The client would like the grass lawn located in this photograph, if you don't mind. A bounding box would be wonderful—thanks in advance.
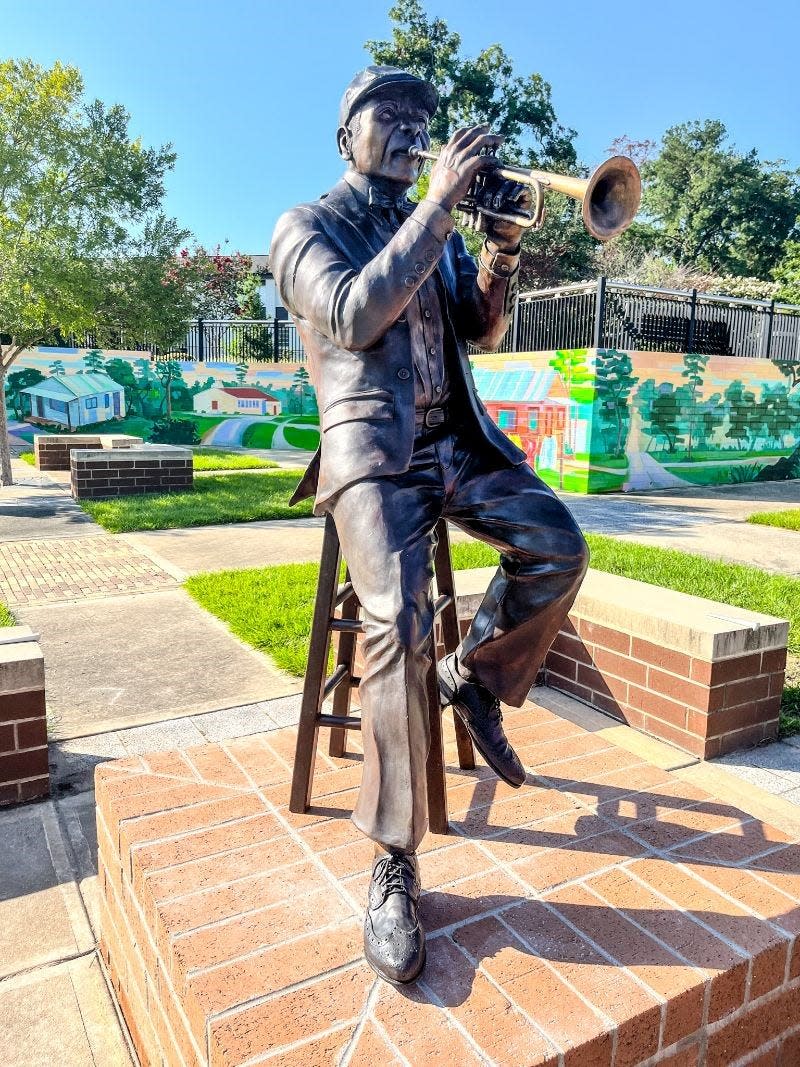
[79,415,154,438]
[185,533,800,735]
[18,447,277,473]
[192,449,277,472]
[283,425,320,450]
[80,470,311,532]
[748,509,800,532]
[242,422,279,449]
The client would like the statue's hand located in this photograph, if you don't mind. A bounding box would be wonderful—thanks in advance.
[424,125,504,215]
[477,176,532,253]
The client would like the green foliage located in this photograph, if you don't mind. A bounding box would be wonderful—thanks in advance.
[0,601,15,627]
[152,359,185,417]
[773,241,800,304]
[191,449,277,472]
[148,417,200,445]
[681,351,709,460]
[80,470,313,532]
[749,509,800,531]
[0,59,192,483]
[593,350,638,458]
[636,380,688,454]
[82,350,106,373]
[366,0,597,287]
[640,120,800,277]
[4,367,44,418]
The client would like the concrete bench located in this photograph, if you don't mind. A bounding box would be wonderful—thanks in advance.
[35,433,143,471]
[453,567,788,759]
[0,626,48,806]
[70,445,193,500]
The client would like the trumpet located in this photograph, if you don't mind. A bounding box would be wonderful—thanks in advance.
[407,147,641,241]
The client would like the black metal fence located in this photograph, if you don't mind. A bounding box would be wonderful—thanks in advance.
[515,279,800,362]
[52,282,800,364]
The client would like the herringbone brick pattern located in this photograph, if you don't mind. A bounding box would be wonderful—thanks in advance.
[0,536,176,606]
[97,701,800,1066]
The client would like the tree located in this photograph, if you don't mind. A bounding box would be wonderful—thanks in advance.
[593,350,638,457]
[548,349,593,453]
[83,349,106,373]
[152,360,184,417]
[171,247,258,320]
[773,241,800,305]
[290,366,312,415]
[639,120,800,277]
[724,380,758,450]
[637,382,687,454]
[0,60,191,483]
[366,1,597,288]
[104,357,143,414]
[235,364,248,385]
[49,359,65,377]
[680,351,710,461]
[5,367,44,419]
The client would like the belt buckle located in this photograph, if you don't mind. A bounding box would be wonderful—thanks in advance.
[424,406,446,429]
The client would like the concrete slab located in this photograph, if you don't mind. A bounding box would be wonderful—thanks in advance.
[0,801,93,979]
[0,485,97,543]
[18,588,301,740]
[0,954,132,1067]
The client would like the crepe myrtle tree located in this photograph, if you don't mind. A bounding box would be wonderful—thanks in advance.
[0,59,194,484]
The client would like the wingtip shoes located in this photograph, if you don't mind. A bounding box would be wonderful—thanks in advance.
[364,850,426,984]
[438,653,526,788]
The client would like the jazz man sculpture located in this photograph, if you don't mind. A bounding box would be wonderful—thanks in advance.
[271,66,589,984]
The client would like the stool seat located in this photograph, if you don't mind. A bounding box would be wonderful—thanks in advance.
[289,514,475,834]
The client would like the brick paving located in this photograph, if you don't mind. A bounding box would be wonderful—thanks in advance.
[97,702,800,1066]
[0,535,176,607]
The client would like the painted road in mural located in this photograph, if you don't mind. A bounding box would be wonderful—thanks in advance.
[204,416,274,447]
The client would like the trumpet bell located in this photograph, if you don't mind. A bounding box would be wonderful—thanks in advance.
[581,155,642,241]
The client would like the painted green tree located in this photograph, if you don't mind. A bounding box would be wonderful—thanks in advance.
[5,368,45,419]
[637,382,688,454]
[549,349,593,454]
[724,381,758,450]
[680,351,710,461]
[235,364,248,386]
[755,361,800,479]
[104,358,142,415]
[593,350,638,458]
[695,393,725,451]
[49,359,65,376]
[83,350,106,374]
[291,366,313,415]
[152,360,184,418]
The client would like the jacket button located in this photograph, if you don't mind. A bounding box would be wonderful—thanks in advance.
[414,263,426,275]
[423,308,432,319]
[397,368,411,380]
[424,249,436,263]
[404,275,416,288]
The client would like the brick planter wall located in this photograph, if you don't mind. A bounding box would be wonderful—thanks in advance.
[0,626,49,806]
[350,566,789,760]
[70,446,193,499]
[35,433,143,471]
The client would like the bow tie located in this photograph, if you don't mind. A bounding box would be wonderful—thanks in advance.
[368,188,413,216]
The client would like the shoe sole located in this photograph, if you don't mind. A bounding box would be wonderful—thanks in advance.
[365,942,427,986]
[439,673,525,789]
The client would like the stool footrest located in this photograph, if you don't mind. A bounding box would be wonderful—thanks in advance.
[323,663,350,699]
[330,618,364,634]
[335,581,354,607]
[433,593,453,616]
[318,713,362,730]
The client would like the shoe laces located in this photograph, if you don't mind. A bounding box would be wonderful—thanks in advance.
[374,853,415,897]
[488,696,503,724]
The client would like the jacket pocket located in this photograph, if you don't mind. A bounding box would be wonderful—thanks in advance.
[322,389,394,430]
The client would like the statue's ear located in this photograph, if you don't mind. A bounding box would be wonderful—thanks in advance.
[337,125,352,161]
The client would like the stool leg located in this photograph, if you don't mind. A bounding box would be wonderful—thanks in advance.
[329,566,359,759]
[433,519,476,771]
[425,637,449,836]
[290,515,342,813]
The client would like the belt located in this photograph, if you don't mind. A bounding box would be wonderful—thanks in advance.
[414,405,448,430]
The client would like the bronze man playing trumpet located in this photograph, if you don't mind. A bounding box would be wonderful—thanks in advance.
[271,65,637,985]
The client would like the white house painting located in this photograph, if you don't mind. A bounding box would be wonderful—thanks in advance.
[193,386,281,416]
[22,372,125,429]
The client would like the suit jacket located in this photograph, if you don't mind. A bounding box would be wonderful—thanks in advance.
[270,176,526,512]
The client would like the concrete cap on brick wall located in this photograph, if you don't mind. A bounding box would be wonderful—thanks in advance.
[0,626,44,694]
[454,567,788,660]
[70,445,192,464]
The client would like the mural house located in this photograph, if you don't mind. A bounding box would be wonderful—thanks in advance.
[192,385,281,416]
[21,372,125,429]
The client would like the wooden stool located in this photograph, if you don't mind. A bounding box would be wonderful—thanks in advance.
[289,514,475,834]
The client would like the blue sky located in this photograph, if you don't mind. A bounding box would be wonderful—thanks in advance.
[4,0,799,252]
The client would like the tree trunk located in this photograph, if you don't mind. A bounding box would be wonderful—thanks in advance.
[0,362,14,486]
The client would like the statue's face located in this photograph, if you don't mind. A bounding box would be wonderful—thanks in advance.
[341,90,430,188]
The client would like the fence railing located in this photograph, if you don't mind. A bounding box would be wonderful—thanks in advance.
[516,279,800,362]
[48,282,800,364]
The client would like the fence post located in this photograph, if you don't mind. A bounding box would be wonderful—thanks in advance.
[511,298,520,353]
[764,301,776,361]
[273,318,280,361]
[592,277,607,348]
[197,318,205,363]
[687,289,698,352]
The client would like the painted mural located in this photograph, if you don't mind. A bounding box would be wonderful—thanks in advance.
[6,345,799,495]
[4,347,321,455]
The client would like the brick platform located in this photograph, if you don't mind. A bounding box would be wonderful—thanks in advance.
[34,433,143,471]
[70,445,193,500]
[0,626,49,805]
[97,702,800,1066]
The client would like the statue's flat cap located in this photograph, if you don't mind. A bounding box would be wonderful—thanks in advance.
[339,66,438,128]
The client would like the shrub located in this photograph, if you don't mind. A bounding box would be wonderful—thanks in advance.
[148,417,200,445]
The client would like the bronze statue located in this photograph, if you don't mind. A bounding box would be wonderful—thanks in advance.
[271,65,589,985]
